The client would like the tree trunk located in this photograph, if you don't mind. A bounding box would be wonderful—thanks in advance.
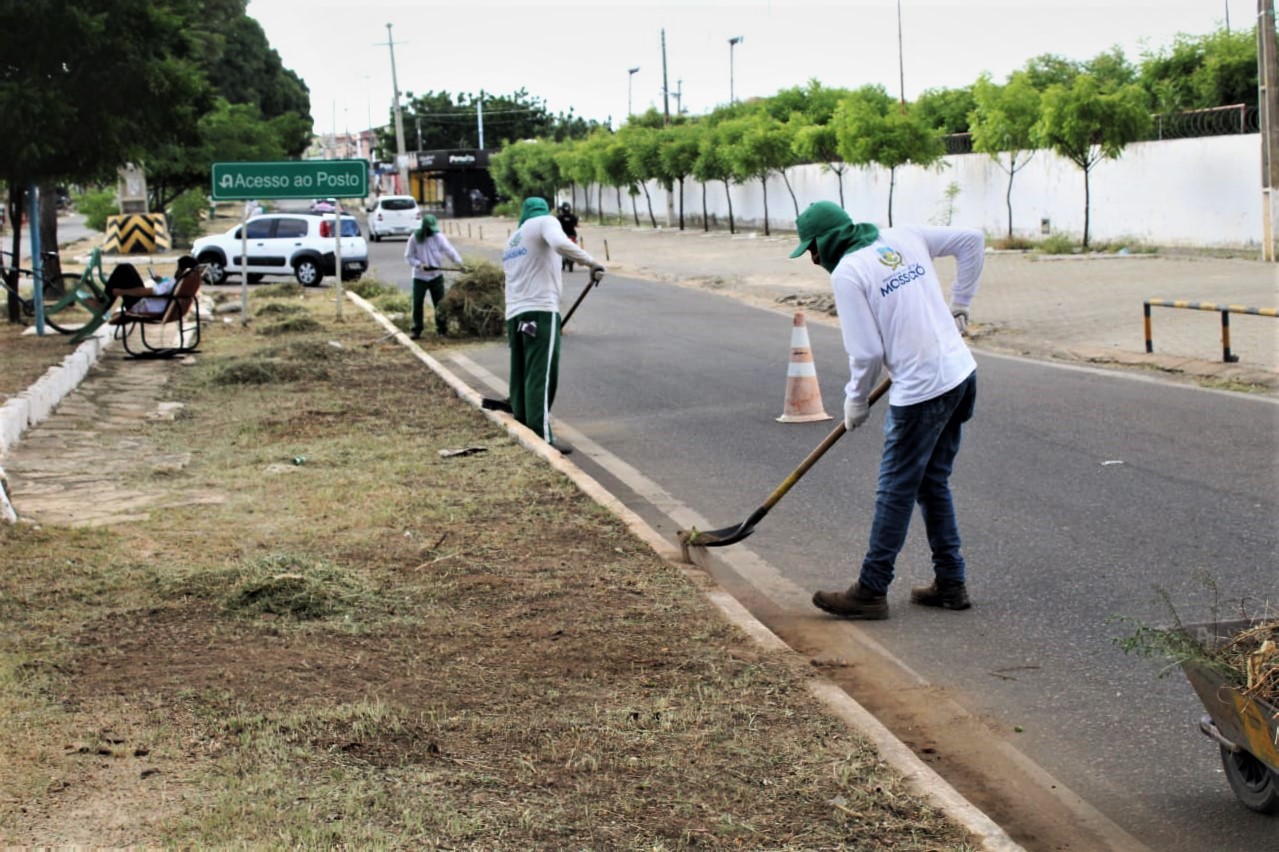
[887,167,896,227]
[598,184,605,224]
[1005,158,1015,240]
[678,177,685,231]
[724,181,735,234]
[39,182,60,277]
[835,165,845,208]
[761,177,770,236]
[701,182,708,232]
[615,186,623,225]
[1082,166,1091,249]
[780,169,800,218]
[641,182,656,228]
[6,191,25,323]
[630,192,640,228]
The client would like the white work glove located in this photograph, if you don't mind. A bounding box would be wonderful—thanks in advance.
[588,264,605,285]
[844,397,870,432]
[950,303,970,336]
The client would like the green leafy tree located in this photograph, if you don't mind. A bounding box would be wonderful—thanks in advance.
[694,122,744,233]
[555,141,595,215]
[488,139,561,203]
[1021,54,1084,90]
[384,89,602,158]
[724,114,799,235]
[1033,74,1151,248]
[1139,28,1258,113]
[791,116,849,207]
[659,122,704,230]
[833,85,944,226]
[598,138,636,226]
[0,0,209,321]
[914,86,977,133]
[969,72,1042,239]
[620,125,662,228]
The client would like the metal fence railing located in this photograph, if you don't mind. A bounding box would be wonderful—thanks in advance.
[1143,299,1278,364]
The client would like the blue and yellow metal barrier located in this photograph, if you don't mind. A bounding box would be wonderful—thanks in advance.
[1143,299,1277,363]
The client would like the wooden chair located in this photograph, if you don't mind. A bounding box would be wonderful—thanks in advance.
[107,265,205,358]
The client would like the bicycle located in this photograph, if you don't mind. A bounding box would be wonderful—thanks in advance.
[0,248,109,334]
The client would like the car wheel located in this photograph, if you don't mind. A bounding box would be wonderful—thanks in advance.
[294,258,323,287]
[198,252,228,285]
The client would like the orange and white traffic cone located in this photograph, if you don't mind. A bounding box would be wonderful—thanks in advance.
[777,311,832,423]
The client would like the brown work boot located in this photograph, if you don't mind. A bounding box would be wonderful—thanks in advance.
[909,579,972,610]
[812,582,889,620]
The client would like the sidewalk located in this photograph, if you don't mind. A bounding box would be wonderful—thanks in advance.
[443,215,1279,392]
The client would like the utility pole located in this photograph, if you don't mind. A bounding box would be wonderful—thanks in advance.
[477,91,485,149]
[661,28,671,125]
[897,0,906,108]
[661,28,674,228]
[673,79,684,115]
[728,36,743,104]
[1260,0,1279,261]
[381,23,409,193]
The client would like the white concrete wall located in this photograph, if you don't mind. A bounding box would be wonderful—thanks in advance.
[581,134,1264,250]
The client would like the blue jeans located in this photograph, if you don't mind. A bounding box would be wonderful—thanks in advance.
[858,371,977,594]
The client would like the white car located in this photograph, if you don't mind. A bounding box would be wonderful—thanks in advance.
[192,213,369,287]
[367,195,422,241]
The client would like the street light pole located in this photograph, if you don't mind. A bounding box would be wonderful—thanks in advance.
[627,66,640,117]
[728,36,743,104]
[383,23,409,193]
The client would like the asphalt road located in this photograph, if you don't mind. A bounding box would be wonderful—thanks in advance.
[370,226,1279,851]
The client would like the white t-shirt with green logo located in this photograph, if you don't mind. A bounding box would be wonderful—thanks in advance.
[502,215,596,319]
[830,225,983,407]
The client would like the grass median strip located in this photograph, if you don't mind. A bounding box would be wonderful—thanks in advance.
[0,288,973,849]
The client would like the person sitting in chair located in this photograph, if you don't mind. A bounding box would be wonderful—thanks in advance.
[105,255,198,312]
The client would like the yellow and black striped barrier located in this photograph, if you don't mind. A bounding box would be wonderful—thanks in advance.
[1143,299,1278,363]
[103,213,171,254]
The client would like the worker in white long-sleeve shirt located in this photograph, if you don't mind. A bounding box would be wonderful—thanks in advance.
[403,214,463,339]
[794,201,985,620]
[501,197,603,454]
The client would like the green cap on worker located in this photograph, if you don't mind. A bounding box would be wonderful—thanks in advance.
[789,201,852,258]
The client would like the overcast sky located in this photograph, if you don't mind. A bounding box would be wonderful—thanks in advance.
[246,0,1245,142]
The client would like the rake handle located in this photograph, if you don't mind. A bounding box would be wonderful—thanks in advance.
[758,377,892,513]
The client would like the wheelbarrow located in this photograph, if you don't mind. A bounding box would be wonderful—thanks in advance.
[1177,618,1279,814]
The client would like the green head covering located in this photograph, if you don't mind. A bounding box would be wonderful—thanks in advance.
[415,213,439,240]
[789,201,879,274]
[518,197,550,226]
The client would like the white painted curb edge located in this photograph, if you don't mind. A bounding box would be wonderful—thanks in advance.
[346,292,1024,851]
[1,327,114,523]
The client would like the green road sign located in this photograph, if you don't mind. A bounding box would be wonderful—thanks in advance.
[211,159,369,201]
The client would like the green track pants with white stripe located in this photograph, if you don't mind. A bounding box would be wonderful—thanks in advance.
[506,310,561,445]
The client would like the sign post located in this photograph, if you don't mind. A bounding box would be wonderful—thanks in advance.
[211,160,369,320]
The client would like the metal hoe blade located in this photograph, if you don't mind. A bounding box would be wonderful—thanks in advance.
[679,378,892,550]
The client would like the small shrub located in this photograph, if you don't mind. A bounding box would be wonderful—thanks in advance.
[436,259,506,337]
[74,187,118,232]
[345,278,398,300]
[167,189,208,246]
[491,200,519,218]
[990,235,1035,251]
[1036,233,1077,255]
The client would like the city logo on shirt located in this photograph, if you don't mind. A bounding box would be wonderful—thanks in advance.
[876,246,904,270]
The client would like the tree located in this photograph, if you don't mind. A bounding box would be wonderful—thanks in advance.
[555,142,595,215]
[791,116,849,207]
[1139,28,1258,113]
[694,122,743,233]
[833,86,945,226]
[724,115,799,235]
[620,125,662,228]
[659,122,704,230]
[914,86,977,134]
[969,72,1042,239]
[1033,74,1151,248]
[597,138,636,226]
[0,0,209,320]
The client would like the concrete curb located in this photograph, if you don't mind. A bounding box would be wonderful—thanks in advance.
[345,291,1025,851]
[0,326,113,460]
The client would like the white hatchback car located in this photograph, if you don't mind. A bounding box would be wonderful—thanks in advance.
[367,195,422,241]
